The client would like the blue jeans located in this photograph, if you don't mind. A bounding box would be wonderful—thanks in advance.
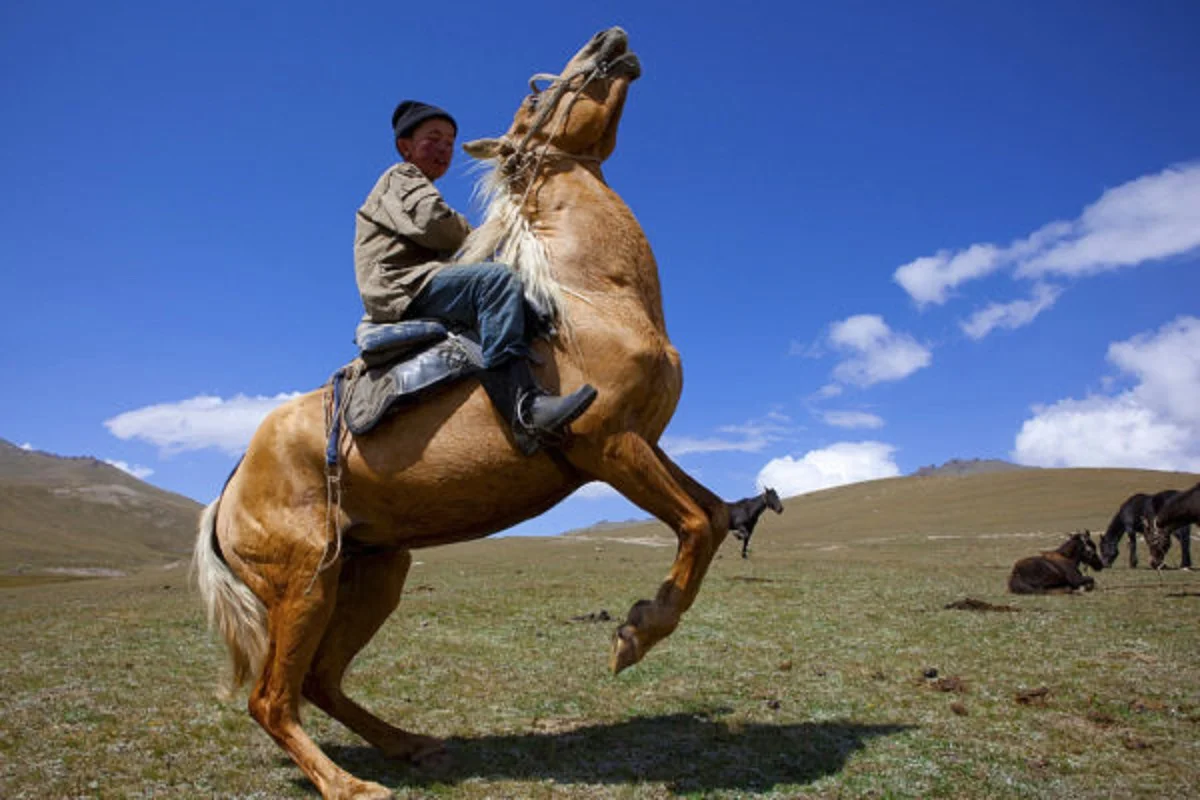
[404,263,528,368]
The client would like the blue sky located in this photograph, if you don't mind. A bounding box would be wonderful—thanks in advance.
[2,1,1198,536]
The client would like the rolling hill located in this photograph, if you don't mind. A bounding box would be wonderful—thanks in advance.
[3,434,1196,576]
[563,466,1200,554]
[0,438,203,573]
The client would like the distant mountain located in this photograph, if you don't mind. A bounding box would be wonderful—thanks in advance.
[560,517,649,537]
[912,458,1031,478]
[0,438,202,573]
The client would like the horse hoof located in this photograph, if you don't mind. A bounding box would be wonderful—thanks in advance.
[610,626,641,674]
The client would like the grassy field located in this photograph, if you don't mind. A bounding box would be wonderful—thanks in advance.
[2,469,1198,798]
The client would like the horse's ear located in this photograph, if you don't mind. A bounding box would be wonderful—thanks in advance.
[463,138,505,159]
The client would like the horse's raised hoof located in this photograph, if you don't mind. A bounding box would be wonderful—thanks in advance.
[610,625,642,674]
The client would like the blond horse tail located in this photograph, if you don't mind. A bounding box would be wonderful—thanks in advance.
[192,498,267,699]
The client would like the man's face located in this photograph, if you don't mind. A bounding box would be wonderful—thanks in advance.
[397,118,456,181]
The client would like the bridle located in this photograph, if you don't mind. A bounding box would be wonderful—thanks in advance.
[498,51,639,180]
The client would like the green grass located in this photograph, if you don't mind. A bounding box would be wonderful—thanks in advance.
[2,518,1197,799]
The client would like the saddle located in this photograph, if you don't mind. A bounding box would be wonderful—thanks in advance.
[340,318,484,436]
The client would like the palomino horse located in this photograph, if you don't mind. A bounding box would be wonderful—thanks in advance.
[1099,489,1191,569]
[1008,531,1104,594]
[193,28,732,800]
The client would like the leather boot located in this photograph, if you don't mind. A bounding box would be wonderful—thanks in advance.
[478,359,597,455]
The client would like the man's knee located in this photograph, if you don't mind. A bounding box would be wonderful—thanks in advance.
[473,264,524,300]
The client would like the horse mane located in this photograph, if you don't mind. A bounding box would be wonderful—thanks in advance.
[455,162,569,329]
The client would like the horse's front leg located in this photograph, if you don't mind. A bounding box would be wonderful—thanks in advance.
[1128,527,1139,568]
[571,432,720,674]
[1063,565,1095,592]
[1179,527,1192,570]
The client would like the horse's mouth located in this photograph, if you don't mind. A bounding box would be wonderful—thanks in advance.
[586,27,642,82]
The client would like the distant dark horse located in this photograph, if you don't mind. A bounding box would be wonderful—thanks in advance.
[1152,482,1200,570]
[728,488,784,558]
[1098,490,1191,569]
[1009,531,1104,594]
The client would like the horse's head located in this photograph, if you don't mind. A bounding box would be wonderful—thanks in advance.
[463,27,641,166]
[1146,525,1172,570]
[764,487,783,514]
[1074,530,1105,571]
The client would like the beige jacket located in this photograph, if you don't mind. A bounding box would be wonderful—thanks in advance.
[354,162,471,322]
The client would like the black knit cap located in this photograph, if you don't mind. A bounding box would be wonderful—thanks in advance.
[391,100,457,139]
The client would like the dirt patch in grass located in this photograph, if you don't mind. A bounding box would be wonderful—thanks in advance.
[1015,687,1051,706]
[931,676,969,693]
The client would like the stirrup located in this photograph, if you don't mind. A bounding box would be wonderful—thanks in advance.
[516,384,597,442]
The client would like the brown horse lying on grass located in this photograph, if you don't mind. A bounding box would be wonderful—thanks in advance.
[1008,531,1104,594]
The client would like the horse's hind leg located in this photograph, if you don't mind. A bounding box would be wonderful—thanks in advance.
[248,554,392,800]
[303,549,444,765]
[1179,527,1192,570]
[573,432,721,673]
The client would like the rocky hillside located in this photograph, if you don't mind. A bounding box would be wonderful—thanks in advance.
[912,458,1030,477]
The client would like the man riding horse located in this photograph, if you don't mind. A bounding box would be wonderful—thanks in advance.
[354,100,596,454]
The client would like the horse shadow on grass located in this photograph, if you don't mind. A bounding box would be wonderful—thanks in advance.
[303,709,914,795]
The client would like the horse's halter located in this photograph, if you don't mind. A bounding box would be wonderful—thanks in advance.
[499,51,639,178]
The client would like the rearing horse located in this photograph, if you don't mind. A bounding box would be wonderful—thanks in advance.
[193,28,731,800]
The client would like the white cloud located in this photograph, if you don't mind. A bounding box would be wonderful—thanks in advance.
[960,283,1063,340]
[1013,396,1194,470]
[894,162,1200,305]
[661,435,768,456]
[105,392,301,455]
[1013,316,1200,471]
[19,442,34,451]
[1019,164,1200,278]
[661,414,801,458]
[893,243,1003,307]
[756,441,901,497]
[822,410,884,429]
[1108,316,1200,431]
[828,315,931,387]
[105,459,155,480]
[572,481,619,499]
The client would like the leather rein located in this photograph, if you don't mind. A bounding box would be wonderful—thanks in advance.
[498,52,639,179]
